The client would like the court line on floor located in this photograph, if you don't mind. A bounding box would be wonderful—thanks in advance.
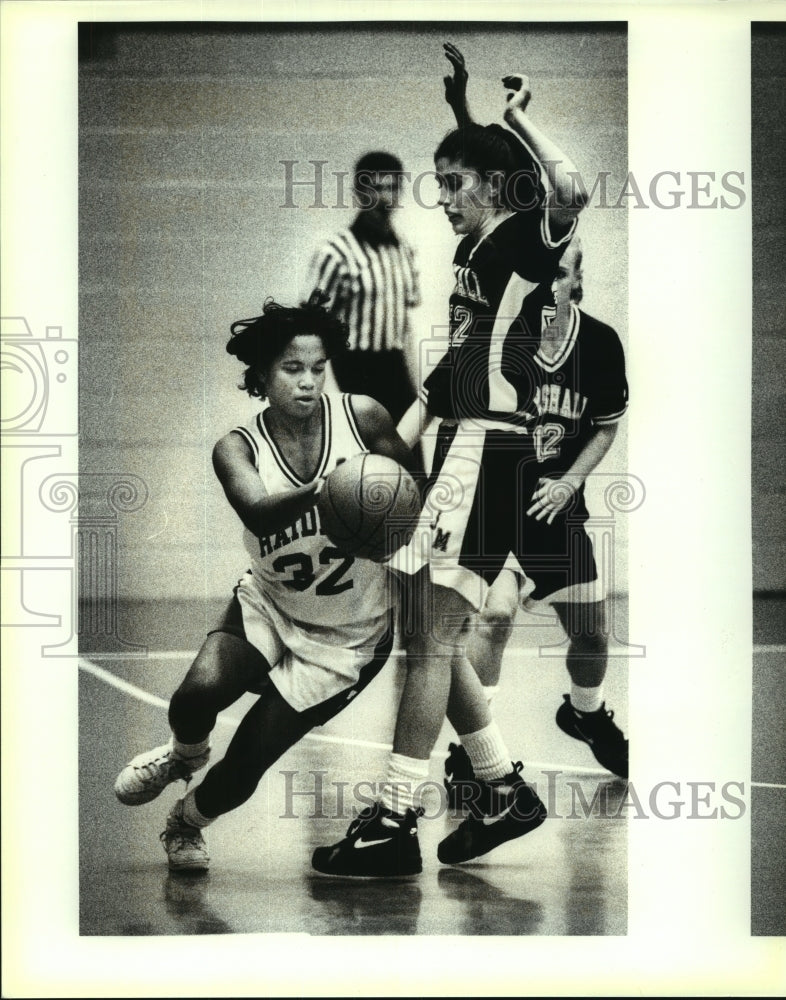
[82,643,674,662]
[78,657,607,775]
[79,657,172,710]
[79,643,786,662]
[82,657,786,791]
[79,657,413,752]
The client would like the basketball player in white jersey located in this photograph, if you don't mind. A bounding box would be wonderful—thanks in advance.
[114,291,413,871]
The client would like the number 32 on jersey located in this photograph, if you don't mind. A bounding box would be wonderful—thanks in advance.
[271,546,354,596]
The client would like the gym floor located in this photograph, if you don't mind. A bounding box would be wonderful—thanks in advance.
[79,597,631,937]
[77,594,786,938]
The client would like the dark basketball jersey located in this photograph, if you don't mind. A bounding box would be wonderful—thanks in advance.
[504,284,628,496]
[405,285,627,600]
[423,208,576,421]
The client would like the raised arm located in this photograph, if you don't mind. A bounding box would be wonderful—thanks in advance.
[212,431,323,538]
[443,42,473,127]
[502,74,587,230]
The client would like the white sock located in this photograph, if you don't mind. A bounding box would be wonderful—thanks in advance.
[380,753,430,815]
[172,736,210,760]
[460,721,511,781]
[482,684,499,706]
[571,684,604,714]
[178,790,213,829]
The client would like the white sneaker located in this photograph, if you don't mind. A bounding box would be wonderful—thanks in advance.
[160,799,210,872]
[114,741,210,805]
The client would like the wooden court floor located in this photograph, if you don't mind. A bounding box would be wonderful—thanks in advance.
[78,595,785,938]
[79,600,630,937]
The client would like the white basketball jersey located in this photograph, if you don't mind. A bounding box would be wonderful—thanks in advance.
[232,393,396,628]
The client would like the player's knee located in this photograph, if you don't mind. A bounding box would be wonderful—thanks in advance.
[169,675,220,724]
[568,629,608,659]
[477,605,515,640]
[476,592,517,645]
[403,635,457,670]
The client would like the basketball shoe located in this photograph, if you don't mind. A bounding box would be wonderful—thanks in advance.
[556,694,629,779]
[444,741,477,811]
[311,805,423,878]
[437,762,547,865]
[114,741,210,805]
[160,798,210,872]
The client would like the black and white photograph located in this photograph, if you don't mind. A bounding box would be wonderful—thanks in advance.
[1,1,783,996]
[750,17,785,941]
[75,17,629,938]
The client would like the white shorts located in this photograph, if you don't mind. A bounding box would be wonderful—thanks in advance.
[389,419,604,611]
[235,572,393,714]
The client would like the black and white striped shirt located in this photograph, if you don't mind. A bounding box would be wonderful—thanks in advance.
[308,228,420,352]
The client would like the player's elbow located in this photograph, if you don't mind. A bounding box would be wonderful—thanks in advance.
[550,177,588,220]
[550,198,585,231]
[211,437,231,483]
[570,188,589,212]
[601,421,620,442]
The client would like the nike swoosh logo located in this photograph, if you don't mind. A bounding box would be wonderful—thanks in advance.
[354,837,394,849]
[574,725,594,745]
[481,802,514,826]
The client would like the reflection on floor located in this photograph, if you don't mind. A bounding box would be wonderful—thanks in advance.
[79,600,630,937]
[80,724,628,937]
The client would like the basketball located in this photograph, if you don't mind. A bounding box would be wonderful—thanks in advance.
[317,453,421,562]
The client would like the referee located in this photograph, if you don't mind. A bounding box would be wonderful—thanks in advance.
[308,151,421,428]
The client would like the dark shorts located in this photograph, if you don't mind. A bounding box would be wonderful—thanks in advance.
[392,421,599,609]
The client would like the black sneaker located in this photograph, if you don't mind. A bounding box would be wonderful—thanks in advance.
[556,693,629,779]
[444,742,477,811]
[311,804,423,878]
[437,763,547,865]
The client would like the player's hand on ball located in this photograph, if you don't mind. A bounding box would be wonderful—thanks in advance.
[527,475,578,525]
[443,42,468,109]
[502,74,532,116]
[317,454,421,562]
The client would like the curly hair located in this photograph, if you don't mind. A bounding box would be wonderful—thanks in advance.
[434,123,542,212]
[226,290,349,398]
